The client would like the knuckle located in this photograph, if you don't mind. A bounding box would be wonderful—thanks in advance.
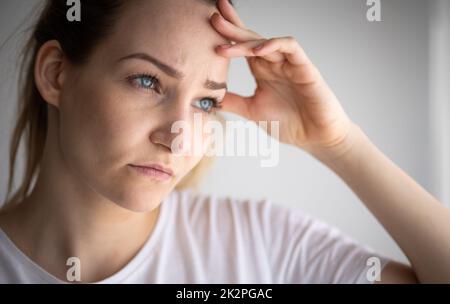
[266,37,277,45]
[286,36,298,46]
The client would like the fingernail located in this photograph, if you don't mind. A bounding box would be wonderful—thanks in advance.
[212,12,222,20]
[253,43,264,51]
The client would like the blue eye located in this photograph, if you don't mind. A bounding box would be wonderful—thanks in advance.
[138,76,154,89]
[195,97,222,114]
[127,74,159,92]
[126,73,222,113]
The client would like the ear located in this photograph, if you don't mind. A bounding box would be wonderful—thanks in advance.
[34,40,67,109]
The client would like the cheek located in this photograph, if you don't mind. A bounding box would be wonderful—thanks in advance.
[57,80,171,209]
[58,79,149,178]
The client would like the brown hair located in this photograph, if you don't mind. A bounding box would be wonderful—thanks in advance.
[4,0,233,208]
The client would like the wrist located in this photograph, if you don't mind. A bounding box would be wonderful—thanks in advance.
[304,122,367,166]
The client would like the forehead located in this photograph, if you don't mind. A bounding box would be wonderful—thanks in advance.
[104,0,231,80]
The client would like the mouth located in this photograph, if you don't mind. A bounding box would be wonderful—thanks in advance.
[128,164,174,181]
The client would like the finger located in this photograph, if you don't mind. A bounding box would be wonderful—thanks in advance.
[253,36,312,66]
[217,39,285,63]
[217,0,246,28]
[210,12,261,43]
[254,37,321,84]
[219,92,252,119]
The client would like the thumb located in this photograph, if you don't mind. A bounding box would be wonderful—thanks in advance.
[219,92,252,119]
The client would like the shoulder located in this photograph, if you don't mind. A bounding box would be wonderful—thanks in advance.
[167,189,393,283]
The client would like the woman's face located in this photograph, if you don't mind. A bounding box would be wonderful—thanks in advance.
[57,0,230,212]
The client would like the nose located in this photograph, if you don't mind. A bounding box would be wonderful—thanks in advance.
[149,102,193,154]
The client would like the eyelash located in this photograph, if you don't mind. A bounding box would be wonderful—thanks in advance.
[125,73,223,114]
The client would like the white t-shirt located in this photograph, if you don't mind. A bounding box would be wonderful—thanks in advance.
[0,189,391,283]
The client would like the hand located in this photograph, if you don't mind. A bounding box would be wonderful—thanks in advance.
[211,0,355,154]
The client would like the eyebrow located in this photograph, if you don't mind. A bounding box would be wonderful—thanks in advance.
[118,52,228,91]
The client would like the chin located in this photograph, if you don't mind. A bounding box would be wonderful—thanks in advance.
[109,188,163,213]
[117,198,160,213]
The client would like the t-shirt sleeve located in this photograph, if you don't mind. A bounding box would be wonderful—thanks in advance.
[257,199,392,284]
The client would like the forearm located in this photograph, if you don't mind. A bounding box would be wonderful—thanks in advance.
[306,123,450,283]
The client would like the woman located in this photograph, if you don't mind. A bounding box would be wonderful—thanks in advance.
[0,0,448,283]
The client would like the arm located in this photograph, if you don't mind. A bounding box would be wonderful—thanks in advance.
[211,0,449,283]
[376,261,419,284]
[307,122,450,283]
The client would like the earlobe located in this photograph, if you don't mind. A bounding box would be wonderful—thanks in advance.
[34,40,66,109]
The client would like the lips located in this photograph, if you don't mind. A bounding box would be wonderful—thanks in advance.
[129,164,174,178]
